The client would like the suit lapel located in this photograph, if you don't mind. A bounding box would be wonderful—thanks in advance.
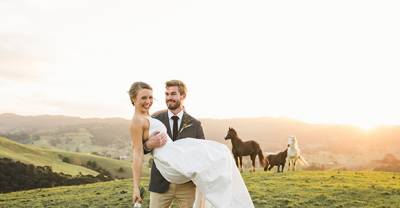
[161,112,172,138]
[160,111,193,139]
[178,113,185,134]
[178,112,192,135]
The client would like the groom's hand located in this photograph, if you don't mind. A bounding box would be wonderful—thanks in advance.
[145,131,167,150]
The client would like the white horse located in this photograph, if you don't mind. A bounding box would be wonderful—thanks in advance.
[286,135,308,171]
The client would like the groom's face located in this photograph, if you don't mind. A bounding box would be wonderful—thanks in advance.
[165,86,185,110]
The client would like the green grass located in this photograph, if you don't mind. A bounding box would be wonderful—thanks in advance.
[0,136,135,178]
[37,130,93,152]
[245,170,400,208]
[1,171,399,208]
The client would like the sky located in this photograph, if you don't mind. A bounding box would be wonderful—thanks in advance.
[1,0,399,129]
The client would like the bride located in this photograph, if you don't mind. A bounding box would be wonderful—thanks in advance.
[129,81,254,208]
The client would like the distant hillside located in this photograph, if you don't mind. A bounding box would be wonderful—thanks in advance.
[202,117,400,168]
[202,117,398,151]
[0,113,131,159]
[0,136,134,178]
[1,113,400,169]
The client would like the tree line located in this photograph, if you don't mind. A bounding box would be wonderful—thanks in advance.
[0,158,113,193]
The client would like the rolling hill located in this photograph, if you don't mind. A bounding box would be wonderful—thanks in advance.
[0,136,134,178]
[0,113,131,160]
[1,113,400,169]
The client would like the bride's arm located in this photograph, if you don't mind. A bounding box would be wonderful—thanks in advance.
[194,188,206,208]
[130,118,144,204]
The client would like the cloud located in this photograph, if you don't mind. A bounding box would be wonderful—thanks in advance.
[0,51,43,82]
[0,34,46,82]
[0,90,128,119]
[0,1,48,83]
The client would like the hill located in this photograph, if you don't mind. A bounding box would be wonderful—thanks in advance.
[1,113,400,169]
[0,113,131,159]
[0,171,399,207]
[0,136,133,178]
[202,117,400,168]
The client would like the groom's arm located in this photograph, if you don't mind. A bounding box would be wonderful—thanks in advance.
[195,120,205,140]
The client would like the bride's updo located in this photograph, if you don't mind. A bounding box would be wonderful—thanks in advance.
[128,82,152,106]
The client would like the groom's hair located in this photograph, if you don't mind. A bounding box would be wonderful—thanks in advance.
[166,80,187,96]
[128,81,152,105]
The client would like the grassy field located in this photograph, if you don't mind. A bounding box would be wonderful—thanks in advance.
[1,170,399,208]
[0,136,135,178]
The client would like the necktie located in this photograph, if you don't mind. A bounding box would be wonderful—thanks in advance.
[172,116,179,141]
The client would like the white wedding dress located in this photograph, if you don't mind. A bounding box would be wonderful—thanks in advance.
[148,117,254,208]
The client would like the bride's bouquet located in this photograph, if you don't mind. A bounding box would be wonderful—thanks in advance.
[132,186,145,208]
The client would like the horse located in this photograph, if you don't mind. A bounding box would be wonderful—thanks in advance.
[286,135,308,171]
[264,149,287,173]
[224,127,265,172]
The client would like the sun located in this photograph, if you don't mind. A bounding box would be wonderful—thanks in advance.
[356,121,379,131]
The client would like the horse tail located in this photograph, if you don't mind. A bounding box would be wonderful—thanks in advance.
[298,155,309,166]
[258,149,266,167]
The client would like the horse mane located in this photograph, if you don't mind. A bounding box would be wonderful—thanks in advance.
[267,149,287,158]
[228,127,237,135]
[288,135,299,148]
[228,127,242,142]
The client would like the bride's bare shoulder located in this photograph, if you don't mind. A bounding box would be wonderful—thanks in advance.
[130,115,149,129]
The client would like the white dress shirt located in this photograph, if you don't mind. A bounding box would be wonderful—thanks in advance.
[167,110,184,134]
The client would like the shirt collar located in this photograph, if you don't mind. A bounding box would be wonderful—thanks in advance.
[168,109,184,120]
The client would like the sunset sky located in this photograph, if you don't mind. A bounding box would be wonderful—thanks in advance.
[1,0,399,129]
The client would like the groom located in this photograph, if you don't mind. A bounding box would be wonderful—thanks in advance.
[143,80,205,208]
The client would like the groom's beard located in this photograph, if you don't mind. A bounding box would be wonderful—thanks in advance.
[167,99,181,110]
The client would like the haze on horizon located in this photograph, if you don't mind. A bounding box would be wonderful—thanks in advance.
[1,0,399,129]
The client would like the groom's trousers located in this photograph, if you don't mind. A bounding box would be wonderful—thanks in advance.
[149,182,196,208]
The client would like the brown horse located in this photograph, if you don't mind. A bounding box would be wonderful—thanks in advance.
[224,127,265,172]
[264,149,287,173]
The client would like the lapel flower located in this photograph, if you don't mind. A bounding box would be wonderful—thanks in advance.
[179,116,193,133]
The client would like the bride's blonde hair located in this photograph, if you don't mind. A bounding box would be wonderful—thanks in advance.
[128,82,152,106]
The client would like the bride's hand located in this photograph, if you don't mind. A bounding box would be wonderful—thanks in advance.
[132,187,143,204]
